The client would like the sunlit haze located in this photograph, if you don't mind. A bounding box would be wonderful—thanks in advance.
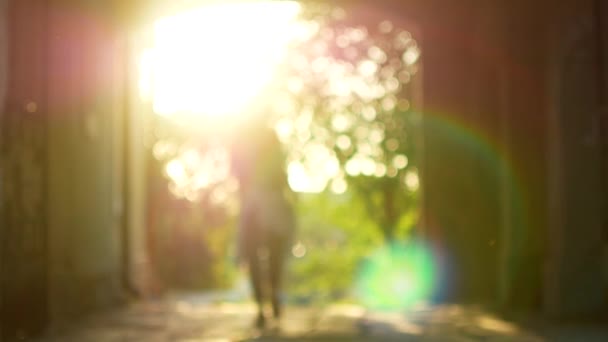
[143,1,421,195]
[147,1,301,117]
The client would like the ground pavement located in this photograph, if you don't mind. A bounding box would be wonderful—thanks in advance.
[37,292,608,342]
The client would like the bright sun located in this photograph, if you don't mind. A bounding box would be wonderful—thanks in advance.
[144,1,301,118]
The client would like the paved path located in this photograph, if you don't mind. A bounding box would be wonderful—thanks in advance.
[37,294,608,341]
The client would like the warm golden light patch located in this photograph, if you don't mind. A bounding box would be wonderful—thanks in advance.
[144,1,301,118]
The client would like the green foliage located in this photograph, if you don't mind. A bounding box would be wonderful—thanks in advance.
[268,3,422,239]
[286,189,419,303]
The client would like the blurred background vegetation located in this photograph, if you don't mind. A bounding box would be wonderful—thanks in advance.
[141,1,422,303]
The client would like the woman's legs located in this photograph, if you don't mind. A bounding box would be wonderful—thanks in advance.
[245,234,287,328]
[268,233,288,319]
[243,219,266,328]
[247,248,263,303]
[242,193,293,326]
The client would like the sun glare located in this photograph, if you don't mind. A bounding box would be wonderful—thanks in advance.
[147,1,301,117]
[145,2,421,196]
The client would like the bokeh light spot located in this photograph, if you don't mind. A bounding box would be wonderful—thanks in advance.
[405,169,420,191]
[292,242,307,258]
[25,101,38,113]
[378,20,393,34]
[392,154,408,169]
[330,176,348,194]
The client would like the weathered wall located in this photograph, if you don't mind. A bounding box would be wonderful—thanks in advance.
[0,0,7,339]
[544,0,608,317]
[0,0,5,110]
[499,0,551,311]
[416,0,513,304]
[0,0,153,335]
[46,0,128,323]
[0,0,149,336]
[1,1,50,339]
[419,0,608,316]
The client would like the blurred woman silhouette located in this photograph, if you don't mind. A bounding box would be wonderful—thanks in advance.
[230,120,295,328]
